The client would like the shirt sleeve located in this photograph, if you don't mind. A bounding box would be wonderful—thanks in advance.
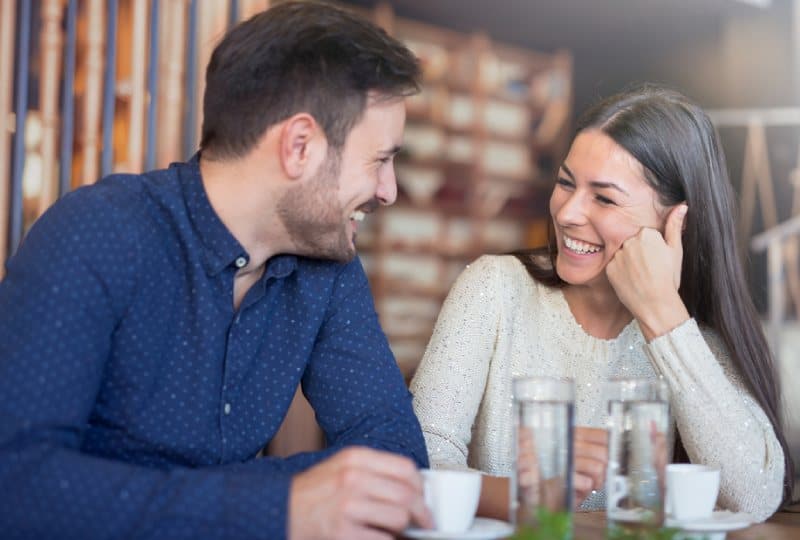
[0,190,292,540]
[299,256,429,469]
[643,319,785,522]
[409,255,503,470]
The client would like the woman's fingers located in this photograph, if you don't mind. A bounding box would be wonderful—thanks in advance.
[574,426,609,499]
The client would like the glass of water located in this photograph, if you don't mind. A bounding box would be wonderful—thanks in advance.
[605,378,670,534]
[512,376,575,537]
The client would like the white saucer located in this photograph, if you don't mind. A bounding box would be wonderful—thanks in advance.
[403,517,515,539]
[664,510,753,532]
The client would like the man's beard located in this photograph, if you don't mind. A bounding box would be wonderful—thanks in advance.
[276,150,355,262]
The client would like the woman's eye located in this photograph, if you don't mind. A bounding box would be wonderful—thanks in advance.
[595,194,616,205]
[556,177,574,189]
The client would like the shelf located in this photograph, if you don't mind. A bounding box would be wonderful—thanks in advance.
[351,2,573,375]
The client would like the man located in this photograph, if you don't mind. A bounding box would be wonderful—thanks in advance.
[0,2,433,539]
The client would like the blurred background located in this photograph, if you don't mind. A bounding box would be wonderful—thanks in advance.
[2,0,799,492]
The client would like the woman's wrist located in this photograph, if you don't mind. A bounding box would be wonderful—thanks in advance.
[635,293,690,342]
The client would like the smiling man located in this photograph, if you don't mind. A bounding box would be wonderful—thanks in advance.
[0,3,432,540]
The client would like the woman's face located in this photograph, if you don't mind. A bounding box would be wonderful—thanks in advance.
[549,129,669,291]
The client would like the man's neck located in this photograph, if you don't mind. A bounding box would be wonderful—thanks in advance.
[198,153,289,271]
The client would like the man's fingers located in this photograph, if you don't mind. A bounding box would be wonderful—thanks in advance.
[343,498,415,534]
[664,203,688,250]
[409,493,434,529]
[336,447,423,490]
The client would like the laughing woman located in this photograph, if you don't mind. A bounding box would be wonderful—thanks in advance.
[410,85,793,522]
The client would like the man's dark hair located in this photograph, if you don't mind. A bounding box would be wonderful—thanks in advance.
[200,1,421,160]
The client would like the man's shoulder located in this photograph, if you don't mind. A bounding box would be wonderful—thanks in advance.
[62,168,170,211]
[25,167,184,259]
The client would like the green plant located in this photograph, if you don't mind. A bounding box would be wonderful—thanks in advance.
[511,508,573,540]
[509,509,685,540]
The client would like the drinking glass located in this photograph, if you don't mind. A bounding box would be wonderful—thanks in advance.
[605,378,670,534]
[512,376,575,538]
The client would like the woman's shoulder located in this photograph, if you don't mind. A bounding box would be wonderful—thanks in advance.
[455,254,556,303]
[460,254,537,283]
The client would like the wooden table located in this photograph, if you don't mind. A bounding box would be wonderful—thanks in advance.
[572,510,800,539]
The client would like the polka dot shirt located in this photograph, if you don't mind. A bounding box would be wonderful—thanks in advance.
[0,157,428,539]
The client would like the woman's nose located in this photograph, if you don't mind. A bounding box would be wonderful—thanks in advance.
[555,191,588,226]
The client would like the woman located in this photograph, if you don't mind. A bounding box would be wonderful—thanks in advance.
[410,85,793,522]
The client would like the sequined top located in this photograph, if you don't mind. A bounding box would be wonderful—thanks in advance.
[410,255,784,522]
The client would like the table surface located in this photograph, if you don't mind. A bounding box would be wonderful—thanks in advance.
[572,510,800,539]
[399,507,800,539]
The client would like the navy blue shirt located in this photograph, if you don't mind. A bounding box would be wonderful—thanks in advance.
[0,158,428,539]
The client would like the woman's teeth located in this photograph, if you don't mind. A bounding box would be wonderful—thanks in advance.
[350,210,365,222]
[564,236,601,254]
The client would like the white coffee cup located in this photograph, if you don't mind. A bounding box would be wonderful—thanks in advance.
[666,464,720,521]
[421,469,482,533]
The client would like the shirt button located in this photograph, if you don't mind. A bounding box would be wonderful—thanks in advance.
[224,403,231,415]
[235,257,247,268]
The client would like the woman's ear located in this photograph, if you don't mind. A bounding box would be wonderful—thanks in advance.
[279,113,324,180]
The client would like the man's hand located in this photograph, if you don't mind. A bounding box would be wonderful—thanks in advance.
[573,427,608,508]
[605,204,690,341]
[288,447,433,540]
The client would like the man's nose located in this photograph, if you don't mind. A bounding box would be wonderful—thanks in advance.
[376,168,398,206]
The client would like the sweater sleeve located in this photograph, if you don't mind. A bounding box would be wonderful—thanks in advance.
[410,256,504,470]
[643,319,784,522]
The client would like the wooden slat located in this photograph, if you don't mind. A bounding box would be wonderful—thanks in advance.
[194,0,227,147]
[9,0,32,255]
[100,0,118,177]
[183,0,199,159]
[240,0,270,19]
[783,155,800,317]
[156,0,186,168]
[144,0,160,171]
[81,0,105,185]
[738,122,778,253]
[36,0,65,216]
[59,0,78,196]
[228,0,239,29]
[0,0,16,273]
[126,0,148,173]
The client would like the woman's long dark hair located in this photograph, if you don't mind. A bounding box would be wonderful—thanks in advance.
[514,84,795,504]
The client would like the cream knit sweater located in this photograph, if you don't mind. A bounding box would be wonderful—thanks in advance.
[410,255,784,522]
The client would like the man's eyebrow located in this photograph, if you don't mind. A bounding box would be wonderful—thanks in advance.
[560,163,629,195]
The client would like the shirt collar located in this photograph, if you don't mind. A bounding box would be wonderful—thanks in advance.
[178,154,299,279]
[178,154,249,276]
[264,254,298,280]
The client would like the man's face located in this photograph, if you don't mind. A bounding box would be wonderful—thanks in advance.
[277,97,405,262]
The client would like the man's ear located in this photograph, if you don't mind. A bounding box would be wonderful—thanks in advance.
[279,113,323,180]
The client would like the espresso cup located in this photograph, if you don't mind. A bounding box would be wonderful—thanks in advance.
[421,469,482,533]
[666,464,720,521]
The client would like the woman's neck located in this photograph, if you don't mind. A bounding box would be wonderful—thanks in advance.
[562,283,633,340]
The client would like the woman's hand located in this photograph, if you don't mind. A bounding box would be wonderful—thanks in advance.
[574,427,608,508]
[605,204,690,341]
